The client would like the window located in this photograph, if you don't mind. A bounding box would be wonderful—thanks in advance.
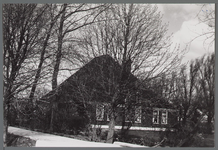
[153,109,159,124]
[152,108,168,124]
[96,104,104,121]
[106,114,110,121]
[135,106,141,123]
[161,110,168,124]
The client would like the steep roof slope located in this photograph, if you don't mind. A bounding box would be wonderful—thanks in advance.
[41,55,137,103]
[39,54,175,109]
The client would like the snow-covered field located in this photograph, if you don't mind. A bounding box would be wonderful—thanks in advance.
[8,126,148,147]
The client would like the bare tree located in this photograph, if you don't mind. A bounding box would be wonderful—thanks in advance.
[28,4,66,100]
[26,4,73,130]
[49,3,111,132]
[196,53,215,133]
[194,4,215,48]
[3,4,48,146]
[178,61,200,125]
[156,53,215,146]
[75,4,183,143]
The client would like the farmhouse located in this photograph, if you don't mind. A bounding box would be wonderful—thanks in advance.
[37,55,178,133]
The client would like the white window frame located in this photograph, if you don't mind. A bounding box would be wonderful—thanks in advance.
[106,114,110,121]
[161,110,168,124]
[153,109,159,124]
[135,106,142,123]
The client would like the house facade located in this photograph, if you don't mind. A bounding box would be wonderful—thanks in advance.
[94,101,178,129]
[37,55,178,133]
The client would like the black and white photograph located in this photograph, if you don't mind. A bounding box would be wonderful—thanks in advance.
[2,3,215,147]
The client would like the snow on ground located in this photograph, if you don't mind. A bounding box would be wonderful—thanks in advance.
[114,142,149,147]
[8,126,120,147]
[8,126,147,147]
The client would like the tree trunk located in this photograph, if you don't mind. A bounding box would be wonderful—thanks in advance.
[51,31,64,90]
[3,121,7,147]
[49,4,67,132]
[3,84,13,147]
[106,113,115,143]
[3,100,8,147]
[106,89,119,143]
[29,25,54,130]
[29,27,53,100]
[120,107,127,140]
[91,125,98,141]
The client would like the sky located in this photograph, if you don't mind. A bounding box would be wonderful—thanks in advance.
[156,4,215,63]
[56,3,216,85]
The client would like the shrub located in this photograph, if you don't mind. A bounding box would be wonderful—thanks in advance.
[100,130,108,141]
[142,134,160,147]
[53,114,89,135]
[7,133,36,147]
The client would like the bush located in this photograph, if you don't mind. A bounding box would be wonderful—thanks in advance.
[53,114,89,135]
[142,134,160,147]
[100,130,108,141]
[7,133,36,147]
[113,130,160,147]
[160,126,206,147]
[198,122,214,134]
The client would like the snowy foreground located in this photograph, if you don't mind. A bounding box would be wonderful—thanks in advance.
[8,126,148,147]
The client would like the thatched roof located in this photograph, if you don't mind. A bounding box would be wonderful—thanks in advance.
[39,54,174,109]
[40,55,137,103]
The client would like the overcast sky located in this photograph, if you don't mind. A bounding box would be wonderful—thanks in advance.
[156,4,215,63]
